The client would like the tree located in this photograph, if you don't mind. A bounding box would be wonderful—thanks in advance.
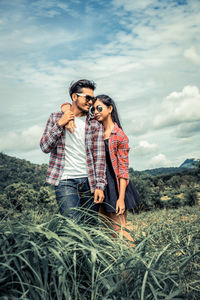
[167,175,181,189]
[183,188,198,206]
[5,182,38,211]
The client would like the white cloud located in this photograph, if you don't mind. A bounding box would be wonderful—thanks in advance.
[112,0,159,11]
[0,26,80,54]
[0,0,200,171]
[150,154,171,168]
[32,0,78,18]
[176,121,200,138]
[184,46,200,66]
[153,86,200,128]
[112,0,200,49]
[0,125,43,151]
[135,140,158,155]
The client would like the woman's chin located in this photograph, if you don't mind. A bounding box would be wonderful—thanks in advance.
[95,116,102,122]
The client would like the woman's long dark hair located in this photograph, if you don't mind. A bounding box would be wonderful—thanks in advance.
[95,94,123,129]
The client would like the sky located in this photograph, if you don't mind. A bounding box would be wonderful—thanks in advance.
[0,0,200,171]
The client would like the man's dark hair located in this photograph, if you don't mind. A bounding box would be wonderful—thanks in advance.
[69,79,96,99]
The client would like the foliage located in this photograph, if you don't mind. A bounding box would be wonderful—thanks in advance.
[130,165,200,211]
[0,152,47,193]
[4,182,38,211]
[0,153,199,299]
[183,188,198,207]
[1,152,199,217]
[0,206,199,299]
[0,153,56,218]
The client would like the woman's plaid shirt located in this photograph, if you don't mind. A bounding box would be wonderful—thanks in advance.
[108,123,130,191]
[40,112,106,193]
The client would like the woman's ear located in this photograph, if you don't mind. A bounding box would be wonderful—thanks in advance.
[109,105,113,114]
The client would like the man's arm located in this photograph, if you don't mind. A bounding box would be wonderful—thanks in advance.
[40,111,74,153]
[93,123,107,203]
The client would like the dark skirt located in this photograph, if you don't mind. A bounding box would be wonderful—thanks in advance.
[102,139,141,213]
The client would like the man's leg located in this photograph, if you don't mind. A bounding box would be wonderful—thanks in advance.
[78,178,99,225]
[55,179,80,221]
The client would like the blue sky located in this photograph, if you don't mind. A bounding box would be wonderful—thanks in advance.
[0,0,200,170]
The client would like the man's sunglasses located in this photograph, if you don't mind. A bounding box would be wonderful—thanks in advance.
[90,105,104,115]
[76,93,95,103]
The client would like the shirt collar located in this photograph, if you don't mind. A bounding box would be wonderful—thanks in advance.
[111,122,119,134]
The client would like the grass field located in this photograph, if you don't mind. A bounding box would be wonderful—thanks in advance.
[0,205,199,299]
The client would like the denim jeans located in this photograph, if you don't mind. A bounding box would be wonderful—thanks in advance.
[55,177,99,224]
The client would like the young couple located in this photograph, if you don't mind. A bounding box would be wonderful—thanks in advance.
[40,79,140,242]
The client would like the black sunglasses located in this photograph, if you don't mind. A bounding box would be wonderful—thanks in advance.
[76,93,95,103]
[90,105,104,114]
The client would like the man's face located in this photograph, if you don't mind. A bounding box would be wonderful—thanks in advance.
[73,88,94,113]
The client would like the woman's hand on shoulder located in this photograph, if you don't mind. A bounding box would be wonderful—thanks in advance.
[65,120,76,133]
[60,103,76,133]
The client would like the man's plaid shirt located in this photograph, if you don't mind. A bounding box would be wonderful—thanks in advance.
[40,112,106,193]
[108,123,130,191]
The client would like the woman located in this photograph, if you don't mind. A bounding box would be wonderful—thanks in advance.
[61,95,140,243]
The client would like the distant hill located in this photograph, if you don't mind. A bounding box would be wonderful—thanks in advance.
[0,152,48,194]
[0,153,199,216]
[0,153,199,194]
[133,167,185,177]
[179,158,199,169]
[131,158,199,177]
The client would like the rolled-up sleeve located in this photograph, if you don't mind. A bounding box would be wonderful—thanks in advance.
[40,113,64,153]
[117,136,129,181]
[93,124,107,190]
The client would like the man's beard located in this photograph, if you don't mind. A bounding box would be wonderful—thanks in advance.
[77,101,89,114]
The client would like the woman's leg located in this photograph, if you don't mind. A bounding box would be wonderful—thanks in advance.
[99,206,135,245]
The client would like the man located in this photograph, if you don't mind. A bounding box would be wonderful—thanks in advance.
[40,79,106,222]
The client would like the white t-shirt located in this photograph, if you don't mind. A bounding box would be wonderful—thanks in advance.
[61,116,88,179]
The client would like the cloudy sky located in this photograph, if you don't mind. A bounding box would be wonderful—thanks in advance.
[0,0,200,170]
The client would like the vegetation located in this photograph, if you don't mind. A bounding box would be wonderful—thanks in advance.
[0,153,200,219]
[0,152,56,219]
[0,153,199,299]
[0,206,199,299]
[130,163,200,211]
[0,152,47,192]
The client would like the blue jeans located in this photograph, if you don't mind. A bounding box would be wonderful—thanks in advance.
[55,177,99,224]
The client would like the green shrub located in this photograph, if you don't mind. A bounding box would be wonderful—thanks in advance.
[183,188,198,206]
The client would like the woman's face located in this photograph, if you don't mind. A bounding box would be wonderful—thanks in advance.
[93,99,112,122]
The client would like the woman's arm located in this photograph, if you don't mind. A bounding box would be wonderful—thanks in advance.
[117,134,130,182]
[115,132,130,215]
[61,102,76,133]
[116,178,127,215]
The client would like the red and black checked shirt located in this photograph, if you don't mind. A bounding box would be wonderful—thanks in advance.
[108,123,130,191]
[40,112,107,193]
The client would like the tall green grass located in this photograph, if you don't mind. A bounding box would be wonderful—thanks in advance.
[0,206,199,299]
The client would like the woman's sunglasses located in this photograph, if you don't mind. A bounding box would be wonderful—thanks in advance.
[76,93,95,103]
[90,105,104,115]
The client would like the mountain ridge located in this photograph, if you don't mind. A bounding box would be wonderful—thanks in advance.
[0,153,199,188]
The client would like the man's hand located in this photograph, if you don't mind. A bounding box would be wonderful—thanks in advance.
[94,189,104,204]
[57,111,74,127]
